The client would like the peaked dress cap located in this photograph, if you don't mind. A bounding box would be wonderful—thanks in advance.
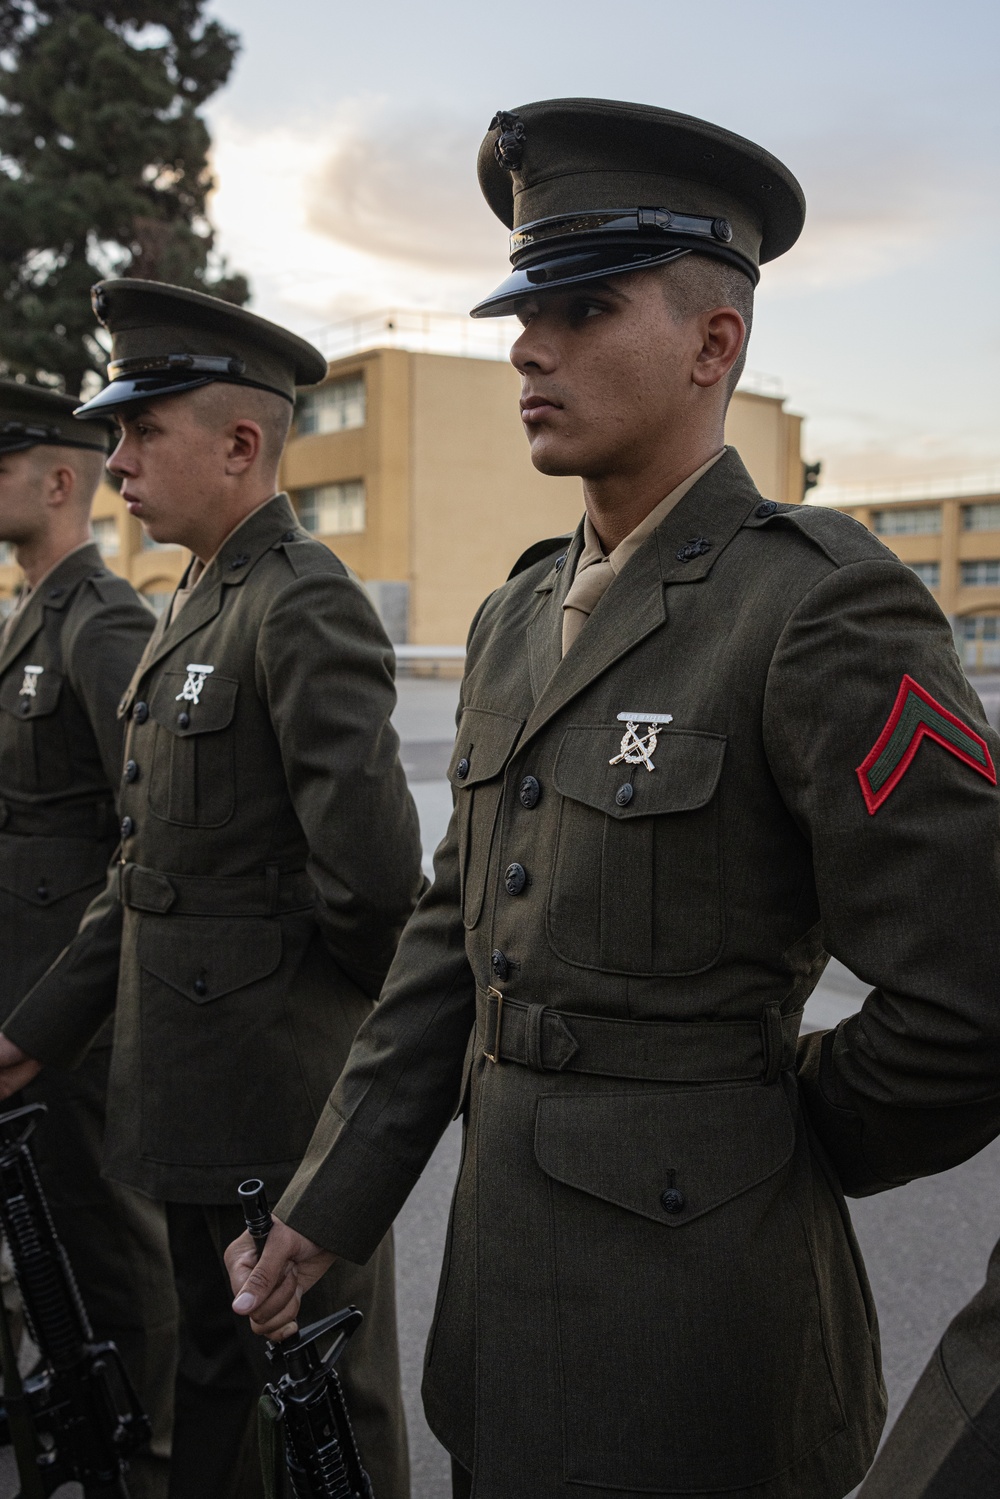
[471,97,806,317]
[0,379,113,454]
[75,279,329,419]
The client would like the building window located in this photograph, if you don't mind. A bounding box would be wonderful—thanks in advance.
[908,562,940,588]
[959,615,1000,671]
[871,506,941,536]
[296,374,365,435]
[92,516,119,557]
[962,560,1000,587]
[963,503,1000,532]
[295,481,366,536]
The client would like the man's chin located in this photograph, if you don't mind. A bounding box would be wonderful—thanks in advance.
[527,440,586,478]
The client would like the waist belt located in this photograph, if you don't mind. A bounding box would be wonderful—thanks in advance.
[118,861,314,918]
[477,988,801,1086]
[0,797,115,840]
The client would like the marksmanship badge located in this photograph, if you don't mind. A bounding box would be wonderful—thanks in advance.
[609,711,674,772]
[175,663,214,706]
[18,665,43,697]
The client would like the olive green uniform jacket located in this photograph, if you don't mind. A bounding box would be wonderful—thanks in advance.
[0,544,175,1497]
[859,1234,1000,1497]
[0,543,152,1005]
[5,496,425,1204]
[276,449,1000,1499]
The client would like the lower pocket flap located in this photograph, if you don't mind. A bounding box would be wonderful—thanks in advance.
[137,914,282,1002]
[534,1085,795,1226]
[0,835,109,905]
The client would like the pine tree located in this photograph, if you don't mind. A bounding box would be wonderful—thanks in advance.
[0,1,249,395]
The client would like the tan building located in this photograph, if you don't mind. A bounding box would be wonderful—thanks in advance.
[0,327,807,647]
[816,482,1000,673]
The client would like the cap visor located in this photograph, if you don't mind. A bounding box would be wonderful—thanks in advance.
[470,247,692,318]
[74,373,216,419]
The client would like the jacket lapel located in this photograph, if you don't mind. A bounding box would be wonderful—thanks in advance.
[134,494,298,679]
[519,448,763,747]
[525,524,583,702]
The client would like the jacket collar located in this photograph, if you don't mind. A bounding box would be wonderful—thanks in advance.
[0,541,104,677]
[134,493,298,681]
[519,447,763,746]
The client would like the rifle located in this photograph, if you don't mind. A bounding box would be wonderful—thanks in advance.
[237,1178,374,1499]
[0,1102,150,1498]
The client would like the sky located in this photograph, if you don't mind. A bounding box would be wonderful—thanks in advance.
[202,0,1000,491]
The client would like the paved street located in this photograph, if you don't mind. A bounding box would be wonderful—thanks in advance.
[3,672,999,1497]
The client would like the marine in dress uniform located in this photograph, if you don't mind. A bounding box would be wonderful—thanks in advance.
[0,379,175,1497]
[227,102,1000,1499]
[0,287,425,1498]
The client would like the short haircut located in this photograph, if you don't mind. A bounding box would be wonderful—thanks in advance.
[659,253,755,395]
[188,382,293,472]
[28,443,107,512]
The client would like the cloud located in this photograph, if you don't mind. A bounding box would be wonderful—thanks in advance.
[764,127,988,292]
[305,100,507,274]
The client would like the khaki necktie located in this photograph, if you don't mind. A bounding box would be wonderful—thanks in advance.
[561,553,615,655]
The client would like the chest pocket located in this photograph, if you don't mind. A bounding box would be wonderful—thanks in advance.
[549,725,726,974]
[147,671,239,828]
[448,708,524,929]
[0,665,69,791]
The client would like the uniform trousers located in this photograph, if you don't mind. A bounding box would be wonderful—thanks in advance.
[164,1202,409,1499]
[24,1050,177,1499]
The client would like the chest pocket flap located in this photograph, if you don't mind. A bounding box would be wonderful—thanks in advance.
[0,667,63,720]
[149,671,238,735]
[448,708,524,929]
[554,726,725,817]
[534,1085,794,1228]
[138,914,281,1003]
[447,707,524,788]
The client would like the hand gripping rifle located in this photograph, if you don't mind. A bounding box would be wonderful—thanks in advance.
[0,1103,150,1498]
[238,1178,374,1499]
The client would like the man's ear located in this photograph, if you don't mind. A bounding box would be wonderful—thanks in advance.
[226,420,263,475]
[45,464,77,509]
[692,308,746,390]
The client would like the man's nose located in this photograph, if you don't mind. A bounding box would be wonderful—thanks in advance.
[510,320,558,375]
[106,438,132,477]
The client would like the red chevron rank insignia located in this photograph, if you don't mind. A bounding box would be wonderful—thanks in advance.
[857,674,996,815]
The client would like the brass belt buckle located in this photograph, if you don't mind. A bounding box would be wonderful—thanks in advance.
[484,986,504,1063]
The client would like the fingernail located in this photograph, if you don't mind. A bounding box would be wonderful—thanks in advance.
[233,1293,255,1312]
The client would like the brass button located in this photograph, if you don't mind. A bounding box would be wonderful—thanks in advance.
[124,759,138,783]
[504,863,527,896]
[456,757,470,781]
[660,1188,685,1214]
[132,701,149,723]
[615,783,633,807]
[120,816,135,839]
[177,711,191,729]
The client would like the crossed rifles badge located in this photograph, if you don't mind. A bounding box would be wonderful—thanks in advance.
[18,665,43,698]
[176,663,214,706]
[609,711,674,772]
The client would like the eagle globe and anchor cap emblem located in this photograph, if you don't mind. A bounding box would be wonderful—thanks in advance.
[176,663,214,706]
[610,712,674,773]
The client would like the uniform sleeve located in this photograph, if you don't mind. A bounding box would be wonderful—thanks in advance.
[257,572,425,998]
[764,559,1000,1194]
[65,592,154,788]
[276,805,476,1261]
[2,866,122,1066]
